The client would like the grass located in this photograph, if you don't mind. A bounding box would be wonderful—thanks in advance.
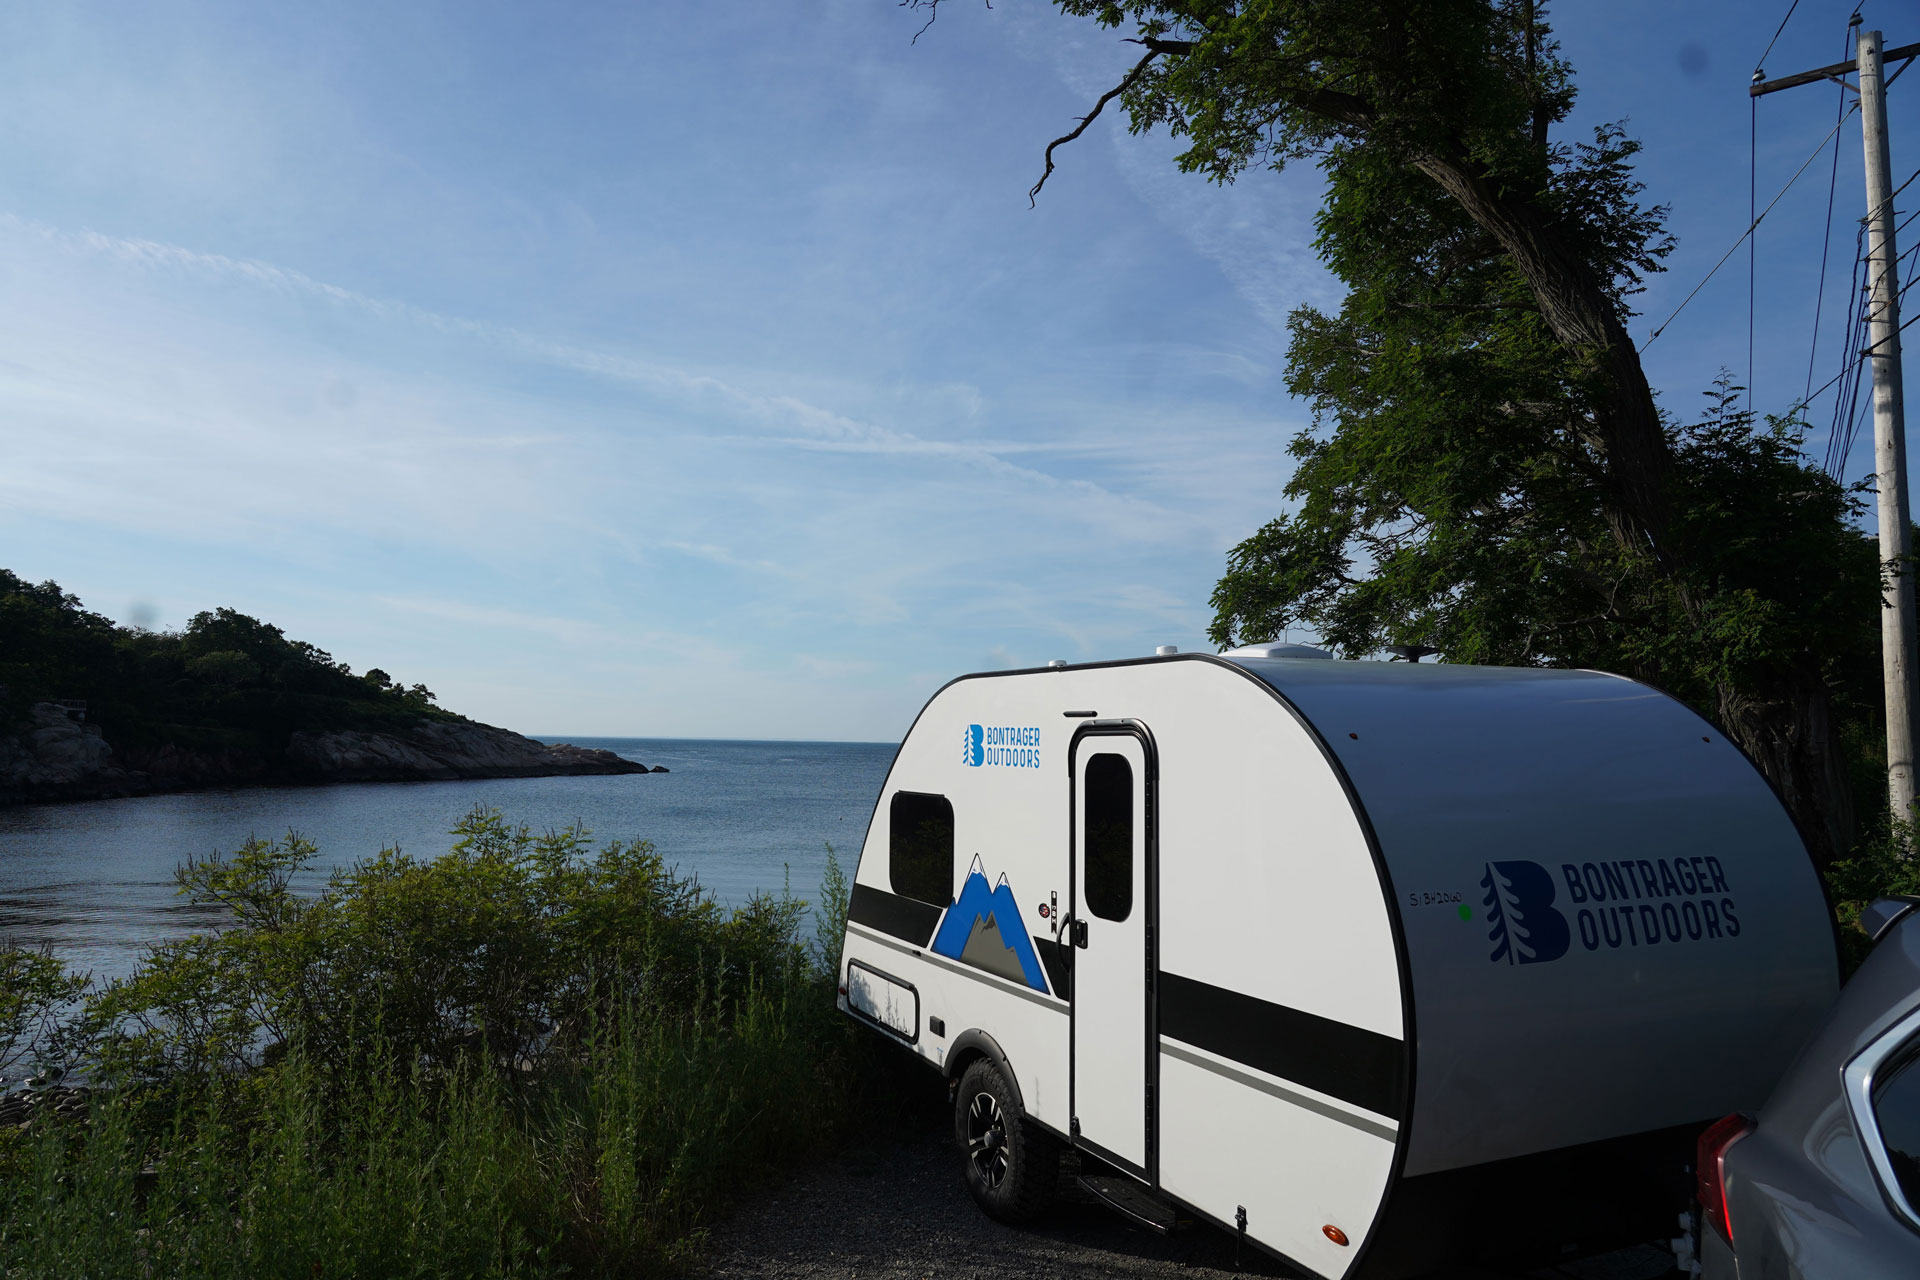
[0,809,916,1278]
[1,994,851,1277]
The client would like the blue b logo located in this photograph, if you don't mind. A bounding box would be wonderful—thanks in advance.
[1482,860,1570,964]
[962,724,984,767]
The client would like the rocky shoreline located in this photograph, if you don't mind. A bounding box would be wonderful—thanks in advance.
[0,702,659,806]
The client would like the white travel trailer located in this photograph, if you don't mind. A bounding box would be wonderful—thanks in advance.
[836,649,1840,1279]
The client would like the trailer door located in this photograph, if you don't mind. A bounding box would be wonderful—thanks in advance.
[1070,728,1155,1177]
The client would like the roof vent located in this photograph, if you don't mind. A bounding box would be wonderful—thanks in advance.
[1047,659,1067,669]
[1224,642,1334,660]
[1155,645,1179,656]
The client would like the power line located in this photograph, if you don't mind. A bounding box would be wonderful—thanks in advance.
[1647,99,1862,346]
[1832,233,1868,474]
[1803,349,1854,413]
[1806,28,1852,406]
[1860,295,1920,356]
[1895,239,1920,305]
[1824,224,1871,477]
[1874,163,1920,222]
[1754,0,1803,75]
[1827,242,1873,477]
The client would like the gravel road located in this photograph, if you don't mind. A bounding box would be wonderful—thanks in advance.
[700,1101,1681,1280]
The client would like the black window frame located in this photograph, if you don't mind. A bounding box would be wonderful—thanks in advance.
[888,790,955,908]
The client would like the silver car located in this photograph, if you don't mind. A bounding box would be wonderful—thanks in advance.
[1698,895,1920,1278]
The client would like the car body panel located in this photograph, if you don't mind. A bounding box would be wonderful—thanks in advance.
[1704,914,1920,1277]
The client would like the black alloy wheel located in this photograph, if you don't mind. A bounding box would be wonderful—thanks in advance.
[966,1087,1011,1189]
[952,1056,1058,1223]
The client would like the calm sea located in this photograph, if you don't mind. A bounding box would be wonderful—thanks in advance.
[0,737,897,983]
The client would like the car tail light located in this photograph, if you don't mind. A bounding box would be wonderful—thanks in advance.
[1697,1112,1756,1245]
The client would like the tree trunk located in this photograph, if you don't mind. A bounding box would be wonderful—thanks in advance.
[1406,154,1857,864]
[1716,657,1856,867]
[1410,152,1674,561]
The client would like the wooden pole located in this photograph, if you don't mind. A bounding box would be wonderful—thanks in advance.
[1859,29,1918,829]
[1753,30,1918,833]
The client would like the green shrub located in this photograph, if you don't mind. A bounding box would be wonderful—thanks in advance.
[0,945,86,1083]
[79,808,811,1087]
[0,811,898,1278]
[1823,818,1920,973]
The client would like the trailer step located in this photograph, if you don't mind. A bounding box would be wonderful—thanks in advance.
[1076,1174,1190,1235]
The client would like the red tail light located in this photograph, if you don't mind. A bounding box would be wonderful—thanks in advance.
[1697,1112,1756,1245]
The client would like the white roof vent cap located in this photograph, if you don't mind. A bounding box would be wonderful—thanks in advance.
[1225,642,1334,660]
[1155,645,1179,656]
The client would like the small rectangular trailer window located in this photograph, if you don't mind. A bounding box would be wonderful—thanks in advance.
[889,791,954,906]
[1083,753,1134,922]
[846,959,919,1043]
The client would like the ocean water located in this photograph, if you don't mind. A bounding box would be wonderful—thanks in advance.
[0,737,897,983]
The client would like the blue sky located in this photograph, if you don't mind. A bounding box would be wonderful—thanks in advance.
[3,1,1915,741]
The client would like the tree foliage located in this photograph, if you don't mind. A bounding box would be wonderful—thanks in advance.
[0,945,87,1082]
[942,0,1888,859]
[0,569,445,757]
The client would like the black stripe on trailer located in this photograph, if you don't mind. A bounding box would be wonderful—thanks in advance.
[1032,934,1071,997]
[847,883,943,947]
[1159,971,1406,1122]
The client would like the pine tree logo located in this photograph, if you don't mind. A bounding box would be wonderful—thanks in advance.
[1481,860,1571,965]
[962,724,984,767]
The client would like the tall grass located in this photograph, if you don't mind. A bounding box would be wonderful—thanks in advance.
[0,812,905,1278]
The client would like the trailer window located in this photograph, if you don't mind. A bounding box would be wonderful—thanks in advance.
[1083,753,1133,922]
[889,791,954,907]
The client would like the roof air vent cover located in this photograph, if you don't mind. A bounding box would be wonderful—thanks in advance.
[1224,642,1334,660]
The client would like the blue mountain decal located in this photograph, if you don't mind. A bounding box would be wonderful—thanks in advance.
[931,857,1049,993]
[1481,859,1571,965]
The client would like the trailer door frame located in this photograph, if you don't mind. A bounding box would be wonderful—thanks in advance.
[1068,721,1159,1182]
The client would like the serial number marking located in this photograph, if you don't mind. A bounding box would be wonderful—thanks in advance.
[1406,890,1465,907]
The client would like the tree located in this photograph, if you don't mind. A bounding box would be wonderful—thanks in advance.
[915,0,1883,860]
[0,572,463,770]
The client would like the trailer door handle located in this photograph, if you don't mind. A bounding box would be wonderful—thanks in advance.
[1071,918,1089,949]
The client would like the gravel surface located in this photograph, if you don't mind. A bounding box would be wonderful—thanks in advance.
[700,1102,1681,1280]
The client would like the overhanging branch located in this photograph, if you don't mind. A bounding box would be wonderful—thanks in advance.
[1027,32,1375,206]
[1030,45,1165,206]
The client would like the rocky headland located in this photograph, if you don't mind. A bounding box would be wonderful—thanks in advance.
[0,702,656,806]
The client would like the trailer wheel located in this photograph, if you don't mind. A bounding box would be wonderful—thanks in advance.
[954,1056,1058,1223]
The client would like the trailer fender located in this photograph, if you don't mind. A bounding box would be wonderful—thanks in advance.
[945,1029,1022,1112]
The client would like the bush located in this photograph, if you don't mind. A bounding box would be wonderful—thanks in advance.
[1822,818,1920,973]
[0,813,901,1278]
[0,946,86,1084]
[78,808,813,1085]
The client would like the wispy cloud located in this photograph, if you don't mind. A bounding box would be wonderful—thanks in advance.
[10,212,1217,543]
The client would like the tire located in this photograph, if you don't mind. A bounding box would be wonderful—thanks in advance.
[953,1056,1059,1223]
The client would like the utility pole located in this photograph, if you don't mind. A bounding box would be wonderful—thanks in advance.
[1756,29,1920,830]
[1862,30,1919,832]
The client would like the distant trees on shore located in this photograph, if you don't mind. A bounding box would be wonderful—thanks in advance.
[0,568,450,765]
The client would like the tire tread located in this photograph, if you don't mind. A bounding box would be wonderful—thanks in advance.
[953,1057,1058,1224]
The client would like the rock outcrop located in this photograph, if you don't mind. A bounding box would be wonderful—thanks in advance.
[0,703,141,802]
[286,721,648,782]
[0,703,650,805]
